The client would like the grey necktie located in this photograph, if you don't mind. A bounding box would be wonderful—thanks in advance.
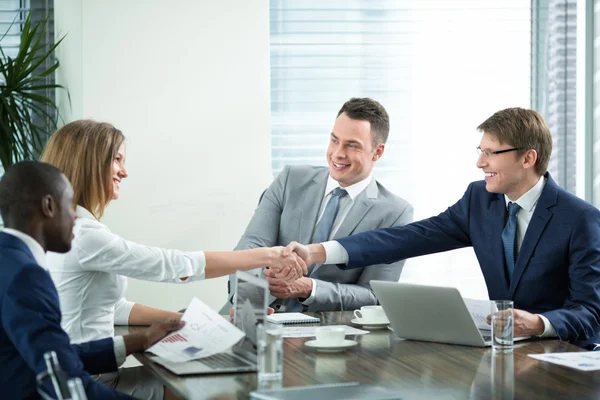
[308,187,348,274]
[285,187,348,312]
[312,187,348,243]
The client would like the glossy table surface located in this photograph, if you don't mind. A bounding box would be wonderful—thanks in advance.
[116,312,600,399]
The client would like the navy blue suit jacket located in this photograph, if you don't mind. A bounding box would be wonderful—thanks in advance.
[337,174,600,346]
[0,233,133,399]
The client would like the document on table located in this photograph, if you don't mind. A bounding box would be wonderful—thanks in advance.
[464,298,493,330]
[282,325,369,338]
[529,352,600,371]
[146,297,245,363]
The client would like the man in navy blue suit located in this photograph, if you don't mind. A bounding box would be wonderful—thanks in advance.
[0,161,184,399]
[285,108,600,348]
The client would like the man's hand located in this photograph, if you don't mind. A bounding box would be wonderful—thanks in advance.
[264,270,313,299]
[486,308,544,337]
[144,319,185,349]
[266,247,307,281]
[283,241,313,266]
[123,319,184,354]
[229,306,275,323]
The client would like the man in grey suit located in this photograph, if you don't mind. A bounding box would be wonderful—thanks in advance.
[229,97,413,312]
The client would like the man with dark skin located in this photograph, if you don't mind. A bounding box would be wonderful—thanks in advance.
[0,161,183,399]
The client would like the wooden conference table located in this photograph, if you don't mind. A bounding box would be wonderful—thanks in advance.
[117,312,600,399]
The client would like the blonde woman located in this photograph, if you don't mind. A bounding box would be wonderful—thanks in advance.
[41,120,304,345]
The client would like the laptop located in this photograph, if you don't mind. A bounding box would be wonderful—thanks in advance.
[371,281,525,347]
[153,271,268,374]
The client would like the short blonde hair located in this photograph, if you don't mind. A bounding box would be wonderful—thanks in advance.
[41,120,125,220]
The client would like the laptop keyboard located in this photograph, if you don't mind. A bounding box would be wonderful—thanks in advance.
[197,353,252,369]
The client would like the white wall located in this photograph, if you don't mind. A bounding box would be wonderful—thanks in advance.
[54,0,271,311]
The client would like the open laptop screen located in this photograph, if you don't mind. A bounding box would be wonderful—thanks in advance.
[233,271,268,357]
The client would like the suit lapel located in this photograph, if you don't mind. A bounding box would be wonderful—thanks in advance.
[298,170,328,245]
[332,178,376,240]
[508,175,556,298]
[488,195,510,294]
[310,179,376,276]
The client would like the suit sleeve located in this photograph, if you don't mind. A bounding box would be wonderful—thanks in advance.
[336,183,474,269]
[1,264,133,400]
[228,165,291,303]
[542,208,600,342]
[309,202,414,311]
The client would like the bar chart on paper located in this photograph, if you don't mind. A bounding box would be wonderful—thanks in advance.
[161,333,188,344]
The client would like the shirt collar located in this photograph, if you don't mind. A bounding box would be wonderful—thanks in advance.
[504,176,546,213]
[325,174,373,201]
[1,228,47,268]
[76,205,98,221]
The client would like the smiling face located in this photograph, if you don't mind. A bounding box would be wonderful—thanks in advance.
[326,113,385,187]
[476,133,539,200]
[111,143,128,200]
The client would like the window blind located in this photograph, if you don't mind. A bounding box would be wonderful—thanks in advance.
[0,0,26,60]
[270,0,531,299]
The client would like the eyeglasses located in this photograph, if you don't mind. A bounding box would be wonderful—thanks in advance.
[476,147,523,157]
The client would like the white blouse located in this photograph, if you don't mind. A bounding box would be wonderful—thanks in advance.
[47,206,206,344]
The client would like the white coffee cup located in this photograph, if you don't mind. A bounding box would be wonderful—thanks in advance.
[353,305,389,324]
[315,326,346,346]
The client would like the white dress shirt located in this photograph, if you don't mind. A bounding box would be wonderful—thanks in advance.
[1,228,127,364]
[323,176,556,337]
[46,206,206,347]
[301,174,373,306]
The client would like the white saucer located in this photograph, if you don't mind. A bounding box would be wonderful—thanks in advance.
[304,339,358,352]
[351,318,390,329]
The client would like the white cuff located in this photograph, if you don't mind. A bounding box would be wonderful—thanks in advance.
[537,314,557,338]
[301,279,318,305]
[322,241,349,265]
[113,336,127,366]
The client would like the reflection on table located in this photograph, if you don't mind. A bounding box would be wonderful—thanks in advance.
[116,312,600,400]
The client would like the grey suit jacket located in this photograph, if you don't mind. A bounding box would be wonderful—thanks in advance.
[229,165,413,312]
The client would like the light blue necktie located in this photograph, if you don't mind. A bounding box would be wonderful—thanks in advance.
[312,187,348,245]
[285,187,347,312]
[502,201,521,281]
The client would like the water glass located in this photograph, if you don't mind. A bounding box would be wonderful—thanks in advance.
[491,300,514,353]
[256,321,283,381]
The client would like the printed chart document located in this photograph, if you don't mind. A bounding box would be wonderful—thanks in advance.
[146,297,244,363]
[464,298,493,330]
[282,325,369,338]
[529,352,600,371]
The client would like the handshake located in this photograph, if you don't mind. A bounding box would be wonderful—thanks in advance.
[264,241,314,282]
[259,242,324,300]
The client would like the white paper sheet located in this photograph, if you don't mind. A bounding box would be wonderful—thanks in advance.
[146,297,245,363]
[464,298,493,331]
[529,352,600,371]
[282,325,369,338]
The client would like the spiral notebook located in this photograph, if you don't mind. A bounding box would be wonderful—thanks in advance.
[266,312,320,324]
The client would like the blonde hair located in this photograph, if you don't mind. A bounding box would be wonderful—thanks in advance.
[41,120,125,220]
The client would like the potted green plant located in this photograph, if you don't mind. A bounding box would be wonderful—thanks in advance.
[0,14,66,170]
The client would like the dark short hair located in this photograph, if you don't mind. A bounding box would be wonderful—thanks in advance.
[337,97,390,147]
[0,161,67,225]
[477,108,552,175]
